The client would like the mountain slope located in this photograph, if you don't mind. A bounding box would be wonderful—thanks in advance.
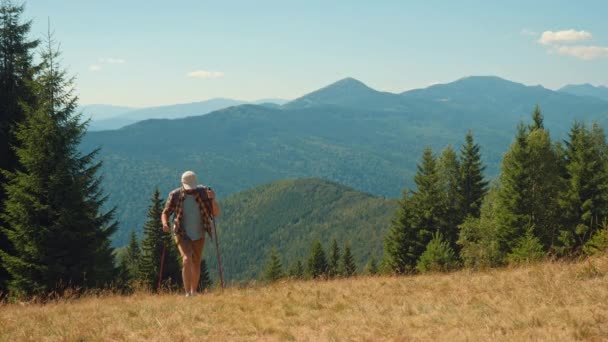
[80,76,608,250]
[204,178,396,281]
[559,83,608,102]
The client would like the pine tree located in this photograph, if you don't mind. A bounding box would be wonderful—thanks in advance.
[288,259,304,279]
[0,0,39,293]
[198,259,213,291]
[262,247,284,282]
[139,188,180,290]
[496,108,561,254]
[119,230,141,282]
[0,32,116,297]
[437,145,463,250]
[306,240,328,279]
[459,130,488,218]
[383,191,419,274]
[328,238,340,278]
[558,122,608,253]
[416,232,458,273]
[342,243,356,277]
[457,186,503,268]
[383,147,442,274]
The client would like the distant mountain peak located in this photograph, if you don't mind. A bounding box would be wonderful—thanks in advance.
[284,77,388,109]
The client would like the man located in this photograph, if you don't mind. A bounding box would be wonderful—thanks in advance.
[161,171,220,296]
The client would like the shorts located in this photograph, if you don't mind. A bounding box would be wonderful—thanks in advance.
[175,235,205,266]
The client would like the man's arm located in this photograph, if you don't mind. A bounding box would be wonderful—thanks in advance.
[161,192,177,232]
[205,188,220,217]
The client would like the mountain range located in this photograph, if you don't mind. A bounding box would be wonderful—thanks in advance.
[83,98,288,131]
[79,75,608,251]
[559,83,608,102]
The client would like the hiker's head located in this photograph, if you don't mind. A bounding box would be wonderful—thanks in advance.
[181,171,197,190]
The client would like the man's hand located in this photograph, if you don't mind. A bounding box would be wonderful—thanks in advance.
[162,223,170,233]
[206,188,216,200]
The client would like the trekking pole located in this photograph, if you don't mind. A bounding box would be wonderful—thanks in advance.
[211,217,225,289]
[157,242,167,293]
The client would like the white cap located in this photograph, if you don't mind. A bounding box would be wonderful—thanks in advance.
[181,171,197,190]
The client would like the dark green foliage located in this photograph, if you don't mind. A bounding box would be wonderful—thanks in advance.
[341,243,356,277]
[457,187,503,268]
[437,145,463,250]
[416,232,458,273]
[138,189,180,289]
[583,220,608,256]
[328,238,340,278]
[306,240,328,279]
[557,122,608,254]
[496,108,561,255]
[118,230,141,284]
[383,147,442,274]
[383,191,421,274]
[506,227,546,264]
[288,259,304,279]
[0,0,39,293]
[198,259,213,291]
[0,34,116,297]
[262,248,284,282]
[459,131,488,218]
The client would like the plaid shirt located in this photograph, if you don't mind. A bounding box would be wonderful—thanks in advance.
[163,186,214,239]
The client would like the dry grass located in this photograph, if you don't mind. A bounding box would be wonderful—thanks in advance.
[2,257,608,341]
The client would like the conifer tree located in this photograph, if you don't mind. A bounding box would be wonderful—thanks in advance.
[288,259,304,279]
[139,188,180,289]
[496,108,561,254]
[416,232,458,273]
[383,191,419,274]
[198,259,213,291]
[558,122,608,253]
[0,32,116,297]
[262,247,284,282]
[120,230,141,282]
[328,238,340,278]
[342,243,356,277]
[458,130,488,218]
[384,147,442,274]
[0,0,39,293]
[306,240,328,279]
[437,145,462,250]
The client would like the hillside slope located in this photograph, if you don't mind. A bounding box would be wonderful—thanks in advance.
[3,256,607,340]
[204,178,396,281]
[80,76,608,246]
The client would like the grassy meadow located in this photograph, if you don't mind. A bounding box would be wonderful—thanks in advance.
[2,256,608,341]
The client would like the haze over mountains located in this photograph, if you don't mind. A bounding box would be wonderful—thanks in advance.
[80,75,608,248]
[83,98,288,131]
[559,83,608,102]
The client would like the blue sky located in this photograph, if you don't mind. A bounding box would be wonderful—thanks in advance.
[25,0,608,107]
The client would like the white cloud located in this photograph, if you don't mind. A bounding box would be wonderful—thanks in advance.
[89,64,102,71]
[99,57,126,64]
[520,28,537,37]
[552,45,608,60]
[538,29,592,45]
[187,70,225,79]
